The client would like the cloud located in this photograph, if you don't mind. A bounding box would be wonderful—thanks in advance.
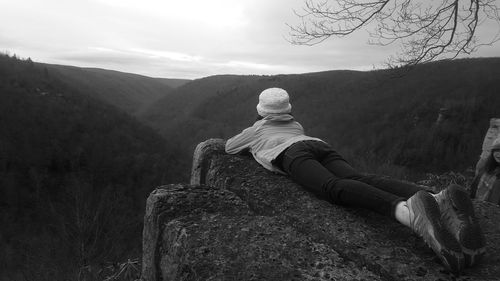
[127,48,202,62]
[1,0,498,79]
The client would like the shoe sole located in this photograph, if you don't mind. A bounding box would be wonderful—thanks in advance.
[446,185,486,267]
[409,191,464,273]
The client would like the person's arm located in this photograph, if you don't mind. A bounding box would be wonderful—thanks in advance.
[225,126,255,155]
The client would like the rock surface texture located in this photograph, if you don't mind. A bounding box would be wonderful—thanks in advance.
[142,138,500,281]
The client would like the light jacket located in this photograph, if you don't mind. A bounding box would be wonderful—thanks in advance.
[225,114,323,174]
[472,167,500,205]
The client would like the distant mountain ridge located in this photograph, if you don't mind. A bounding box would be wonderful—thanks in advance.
[139,57,500,178]
[41,63,190,114]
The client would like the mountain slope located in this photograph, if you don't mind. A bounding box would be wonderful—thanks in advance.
[139,57,500,179]
[0,54,184,280]
[42,63,190,114]
[3,54,498,279]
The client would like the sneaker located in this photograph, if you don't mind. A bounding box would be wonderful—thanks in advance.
[407,191,465,273]
[433,184,486,267]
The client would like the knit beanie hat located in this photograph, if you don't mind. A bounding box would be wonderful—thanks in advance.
[492,137,500,151]
[256,88,292,117]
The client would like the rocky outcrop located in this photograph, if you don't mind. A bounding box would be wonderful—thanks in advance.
[142,138,500,281]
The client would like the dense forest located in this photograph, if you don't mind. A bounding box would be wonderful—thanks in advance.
[0,54,184,280]
[140,57,500,180]
[1,53,499,280]
[41,63,190,115]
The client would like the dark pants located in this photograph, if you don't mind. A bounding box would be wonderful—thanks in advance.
[276,140,424,218]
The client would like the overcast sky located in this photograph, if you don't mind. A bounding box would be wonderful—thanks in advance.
[1,0,500,79]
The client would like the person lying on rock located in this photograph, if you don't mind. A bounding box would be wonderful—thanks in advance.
[225,87,485,274]
[471,137,500,205]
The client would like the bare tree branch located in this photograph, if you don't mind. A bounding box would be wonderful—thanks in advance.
[288,0,500,66]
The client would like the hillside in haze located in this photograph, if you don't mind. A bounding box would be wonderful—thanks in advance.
[0,54,185,280]
[42,63,190,115]
[139,57,500,180]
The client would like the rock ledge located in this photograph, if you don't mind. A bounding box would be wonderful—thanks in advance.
[142,138,500,281]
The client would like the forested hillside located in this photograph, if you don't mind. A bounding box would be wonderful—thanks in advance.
[140,57,500,180]
[2,53,498,280]
[0,54,184,280]
[42,63,190,115]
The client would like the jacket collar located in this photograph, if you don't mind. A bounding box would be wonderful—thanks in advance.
[262,114,294,122]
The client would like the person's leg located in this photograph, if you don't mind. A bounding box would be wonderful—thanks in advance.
[316,143,425,198]
[280,141,405,218]
[281,141,464,272]
[351,173,425,198]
